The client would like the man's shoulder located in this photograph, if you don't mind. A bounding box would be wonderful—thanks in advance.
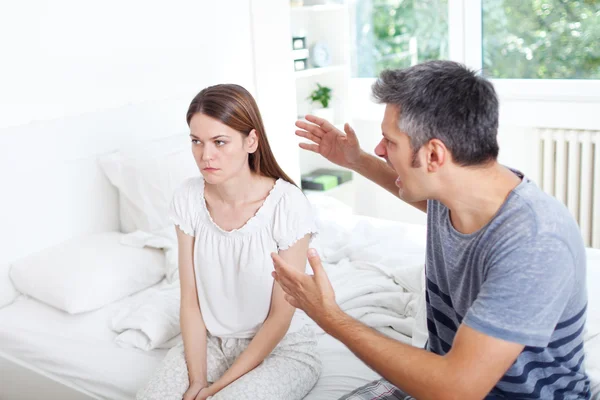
[427,176,584,262]
[502,177,581,243]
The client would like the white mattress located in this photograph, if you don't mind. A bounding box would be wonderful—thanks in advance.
[0,291,380,400]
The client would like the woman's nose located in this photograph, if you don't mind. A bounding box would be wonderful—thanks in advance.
[202,146,214,161]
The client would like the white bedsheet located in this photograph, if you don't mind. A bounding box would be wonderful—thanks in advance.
[0,293,164,400]
[0,293,381,400]
[112,201,430,351]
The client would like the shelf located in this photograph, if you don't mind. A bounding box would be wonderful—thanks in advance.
[295,65,346,79]
[291,4,346,13]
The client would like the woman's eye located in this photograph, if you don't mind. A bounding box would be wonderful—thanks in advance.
[191,139,200,145]
[215,140,226,147]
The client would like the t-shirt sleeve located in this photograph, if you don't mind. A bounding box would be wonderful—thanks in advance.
[168,178,197,237]
[463,234,575,347]
[273,186,318,250]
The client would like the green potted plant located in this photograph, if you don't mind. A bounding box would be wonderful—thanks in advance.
[307,83,334,122]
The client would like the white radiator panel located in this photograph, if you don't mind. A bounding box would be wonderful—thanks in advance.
[536,128,599,248]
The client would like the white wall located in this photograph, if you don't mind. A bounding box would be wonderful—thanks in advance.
[250,0,302,184]
[0,0,300,264]
[0,0,258,129]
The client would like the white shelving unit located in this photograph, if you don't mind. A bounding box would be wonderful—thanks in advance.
[289,1,356,209]
[294,64,347,79]
[290,2,351,130]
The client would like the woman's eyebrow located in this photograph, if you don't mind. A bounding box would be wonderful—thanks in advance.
[188,134,229,140]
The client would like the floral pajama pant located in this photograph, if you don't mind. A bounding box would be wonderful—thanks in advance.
[136,325,321,400]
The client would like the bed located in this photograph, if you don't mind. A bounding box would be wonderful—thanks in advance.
[1,125,599,400]
[0,288,380,400]
[0,201,424,400]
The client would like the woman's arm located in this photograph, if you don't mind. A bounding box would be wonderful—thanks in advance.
[176,226,209,387]
[204,234,311,396]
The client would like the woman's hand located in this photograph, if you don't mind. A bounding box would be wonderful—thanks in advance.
[194,386,214,400]
[182,380,207,400]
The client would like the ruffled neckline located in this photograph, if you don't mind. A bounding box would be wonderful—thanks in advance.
[199,178,283,235]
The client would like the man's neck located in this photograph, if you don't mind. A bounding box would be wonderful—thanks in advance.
[438,163,522,235]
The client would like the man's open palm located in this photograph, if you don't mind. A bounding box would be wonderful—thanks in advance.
[295,115,361,169]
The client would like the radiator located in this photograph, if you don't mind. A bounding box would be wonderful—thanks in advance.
[534,129,600,248]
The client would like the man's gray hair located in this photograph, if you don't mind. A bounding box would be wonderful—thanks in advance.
[372,60,499,167]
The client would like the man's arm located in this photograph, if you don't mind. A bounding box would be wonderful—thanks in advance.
[272,250,523,400]
[353,151,427,213]
[323,311,523,400]
[295,116,426,213]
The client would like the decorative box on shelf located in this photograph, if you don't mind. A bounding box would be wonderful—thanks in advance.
[301,168,352,191]
[292,48,309,71]
[292,35,306,50]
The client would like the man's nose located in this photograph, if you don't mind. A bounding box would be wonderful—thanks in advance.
[374,139,386,158]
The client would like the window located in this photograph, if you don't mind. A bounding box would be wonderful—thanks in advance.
[352,0,449,77]
[482,0,600,79]
[349,0,600,111]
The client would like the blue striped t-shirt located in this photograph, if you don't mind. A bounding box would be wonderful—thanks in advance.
[425,172,590,398]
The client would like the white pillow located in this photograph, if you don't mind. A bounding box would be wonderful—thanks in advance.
[99,134,199,233]
[9,232,165,314]
[0,263,19,308]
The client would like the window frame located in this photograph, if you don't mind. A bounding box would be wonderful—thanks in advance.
[350,0,600,111]
[452,0,600,102]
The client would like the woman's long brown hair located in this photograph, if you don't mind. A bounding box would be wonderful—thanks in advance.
[186,84,296,186]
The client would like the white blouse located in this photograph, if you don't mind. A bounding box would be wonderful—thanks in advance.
[169,176,317,338]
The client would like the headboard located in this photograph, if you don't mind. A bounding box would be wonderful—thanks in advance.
[0,96,191,265]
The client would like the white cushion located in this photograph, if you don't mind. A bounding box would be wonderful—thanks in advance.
[98,134,199,233]
[9,232,165,314]
[0,263,19,308]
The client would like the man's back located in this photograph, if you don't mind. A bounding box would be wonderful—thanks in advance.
[426,170,590,398]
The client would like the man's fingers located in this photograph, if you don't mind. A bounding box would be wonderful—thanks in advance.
[271,271,293,295]
[307,248,325,277]
[295,120,325,137]
[299,142,319,153]
[272,252,303,287]
[284,294,299,308]
[304,114,336,132]
[295,129,321,144]
[344,123,359,144]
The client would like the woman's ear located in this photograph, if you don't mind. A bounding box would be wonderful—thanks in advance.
[246,129,259,154]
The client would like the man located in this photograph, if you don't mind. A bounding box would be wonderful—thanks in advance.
[271,60,590,399]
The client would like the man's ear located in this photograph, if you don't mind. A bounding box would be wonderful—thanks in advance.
[427,139,447,172]
[246,129,259,154]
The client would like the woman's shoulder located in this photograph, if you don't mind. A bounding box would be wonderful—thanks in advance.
[272,178,302,199]
[272,179,313,213]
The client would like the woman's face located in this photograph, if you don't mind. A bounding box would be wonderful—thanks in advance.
[189,113,257,185]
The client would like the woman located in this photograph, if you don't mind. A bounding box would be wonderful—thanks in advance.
[136,84,321,400]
